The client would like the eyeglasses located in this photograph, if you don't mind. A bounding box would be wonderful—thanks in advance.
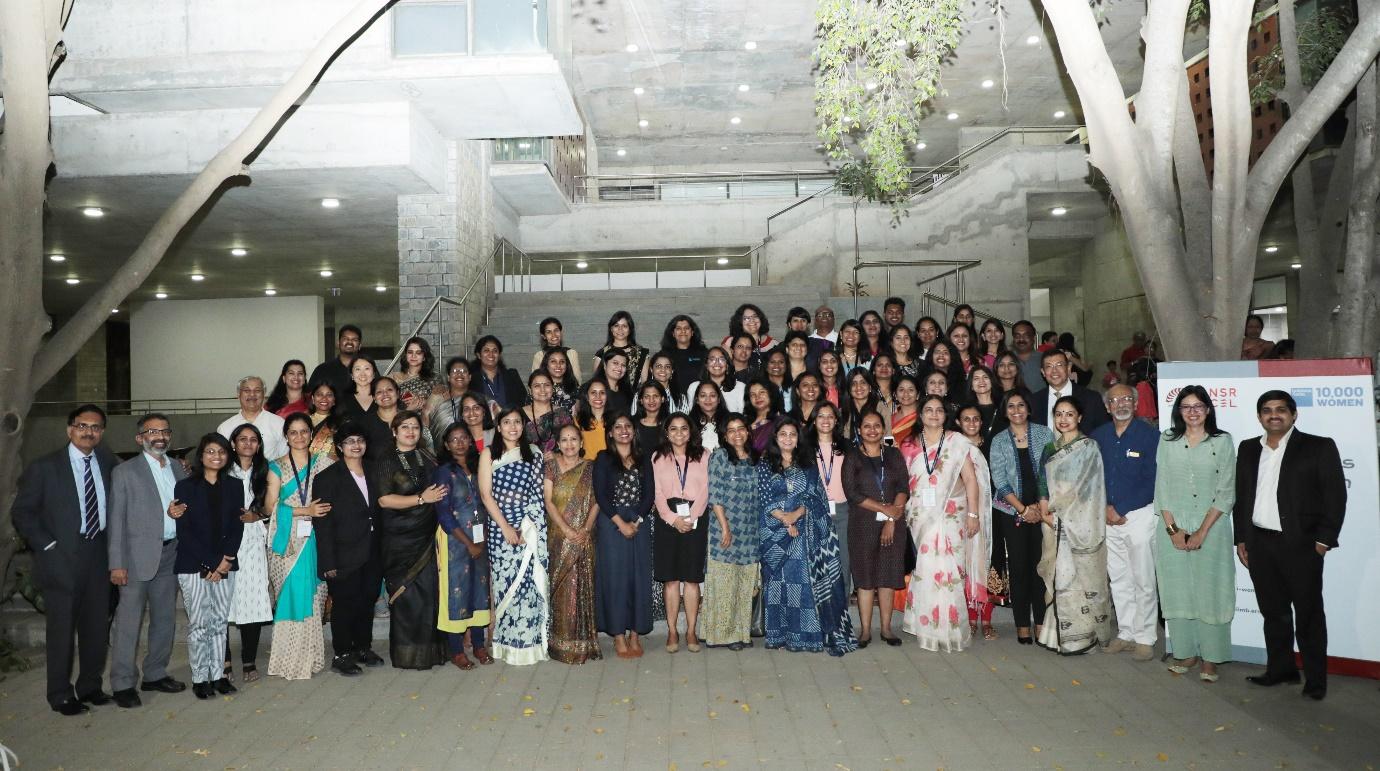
[815,311,834,318]
[139,428,172,437]
[1179,403,1209,413]
[70,422,105,432]
[707,356,728,364]
[1107,396,1135,405]
[341,437,367,446]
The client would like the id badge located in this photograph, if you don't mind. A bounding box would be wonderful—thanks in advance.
[470,524,484,542]
[875,510,889,523]
[829,500,843,517]
[296,519,313,538]
[675,502,692,518]
[921,488,938,508]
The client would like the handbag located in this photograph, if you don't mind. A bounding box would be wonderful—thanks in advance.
[903,527,918,575]
[750,573,766,637]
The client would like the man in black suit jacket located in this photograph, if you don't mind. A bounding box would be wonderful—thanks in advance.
[1234,390,1347,700]
[12,404,119,715]
[1029,349,1110,432]
[313,422,385,675]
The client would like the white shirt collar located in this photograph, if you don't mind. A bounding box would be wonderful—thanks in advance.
[68,442,94,462]
[1260,427,1295,452]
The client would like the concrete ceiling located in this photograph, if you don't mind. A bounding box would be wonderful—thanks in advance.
[573,0,1153,170]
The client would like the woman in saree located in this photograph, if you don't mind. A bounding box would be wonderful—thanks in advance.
[544,423,601,664]
[888,375,920,447]
[426,356,474,448]
[479,408,549,665]
[1035,396,1115,654]
[956,404,1000,639]
[374,410,446,670]
[902,396,991,652]
[433,423,493,670]
[264,412,331,680]
[523,370,573,455]
[756,417,857,656]
[306,380,340,461]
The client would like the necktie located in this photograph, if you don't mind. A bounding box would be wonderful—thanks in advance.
[82,456,100,538]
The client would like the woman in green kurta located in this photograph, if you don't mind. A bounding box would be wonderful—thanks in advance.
[1154,385,1236,682]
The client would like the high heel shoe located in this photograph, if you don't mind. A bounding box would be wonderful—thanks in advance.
[1017,636,1033,645]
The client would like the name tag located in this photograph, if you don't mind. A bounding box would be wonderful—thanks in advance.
[296,520,313,538]
[875,510,889,523]
[1126,450,1141,458]
[470,524,484,542]
[675,501,691,518]
[921,488,938,508]
[829,501,844,517]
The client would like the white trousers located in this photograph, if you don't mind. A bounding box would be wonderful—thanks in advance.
[1106,503,1159,645]
[178,573,235,683]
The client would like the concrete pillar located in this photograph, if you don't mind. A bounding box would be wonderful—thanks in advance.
[1079,221,1158,378]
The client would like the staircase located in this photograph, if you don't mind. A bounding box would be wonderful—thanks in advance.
[478,285,828,368]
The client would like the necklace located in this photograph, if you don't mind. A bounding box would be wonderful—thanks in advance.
[395,449,424,491]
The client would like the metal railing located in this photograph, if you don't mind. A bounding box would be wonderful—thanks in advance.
[28,396,241,417]
[385,238,531,375]
[919,292,1013,328]
[574,170,837,204]
[848,259,982,319]
[503,247,764,292]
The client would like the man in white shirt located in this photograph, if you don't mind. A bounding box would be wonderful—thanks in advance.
[810,305,838,345]
[107,413,189,707]
[1234,390,1347,701]
[1031,349,1109,432]
[217,375,287,460]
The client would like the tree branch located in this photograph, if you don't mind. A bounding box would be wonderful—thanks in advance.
[30,0,400,388]
[1336,2,1379,356]
[1206,0,1255,337]
[1135,0,1192,197]
[1174,80,1212,287]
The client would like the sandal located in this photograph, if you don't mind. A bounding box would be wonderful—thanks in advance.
[242,664,260,683]
[474,648,495,666]
[451,652,476,671]
[982,625,998,641]
[1167,656,1201,674]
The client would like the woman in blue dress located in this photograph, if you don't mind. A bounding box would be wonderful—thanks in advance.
[592,413,655,658]
[478,408,548,665]
[756,417,857,656]
[433,423,493,670]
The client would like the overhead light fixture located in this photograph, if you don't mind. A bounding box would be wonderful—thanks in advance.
[633,86,645,96]
[48,254,66,262]
[625,43,639,52]
[1290,262,1302,269]
[638,119,649,127]
[65,277,79,285]
[155,292,168,299]
[190,273,205,282]
[1050,206,1068,216]
[616,148,627,157]
[719,145,728,151]
[947,112,958,120]
[915,141,927,150]
[730,116,741,124]
[1026,35,1040,45]
[82,207,104,218]
[111,309,119,314]
[230,247,248,257]
[981,79,994,89]
[320,198,340,209]
[319,269,333,278]
[744,41,757,50]
[576,261,588,269]
[865,82,878,91]
[375,285,387,292]
[716,257,729,265]
[1264,245,1279,253]
[738,84,750,92]
[1053,110,1066,119]
[264,288,277,296]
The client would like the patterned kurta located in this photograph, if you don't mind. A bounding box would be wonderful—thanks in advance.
[703,448,761,646]
[434,461,491,635]
[487,447,549,665]
[524,407,574,455]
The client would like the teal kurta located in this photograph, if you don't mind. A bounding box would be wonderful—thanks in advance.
[1153,432,1236,625]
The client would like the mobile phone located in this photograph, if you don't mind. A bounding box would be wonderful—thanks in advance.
[883,435,895,447]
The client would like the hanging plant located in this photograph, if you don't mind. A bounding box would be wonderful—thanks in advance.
[814,0,964,199]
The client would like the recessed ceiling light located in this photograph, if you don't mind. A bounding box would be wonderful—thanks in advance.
[1264,245,1279,253]
[744,41,757,50]
[638,119,649,127]
[981,79,994,89]
[1050,206,1068,216]
[190,273,205,282]
[375,285,387,292]
[320,198,340,208]
[716,257,729,265]
[82,207,104,218]
[230,247,248,257]
[947,112,959,120]
[915,142,927,150]
[1290,262,1302,269]
[111,309,119,314]
[155,292,168,299]
[865,82,878,91]
[576,261,588,269]
[719,146,728,151]
[1026,35,1040,45]
[319,269,333,278]
[264,288,277,296]
[625,43,638,52]
[738,84,750,92]
[65,277,79,285]
[616,148,627,157]
[633,86,645,96]
[48,254,66,262]
[1053,110,1066,119]
[730,116,742,125]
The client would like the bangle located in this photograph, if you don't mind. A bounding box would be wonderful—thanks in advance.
[1165,523,1180,536]
[966,512,979,519]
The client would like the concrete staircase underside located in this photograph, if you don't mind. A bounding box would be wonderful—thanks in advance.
[478,285,829,369]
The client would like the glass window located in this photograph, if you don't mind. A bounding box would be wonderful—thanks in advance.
[393,2,468,56]
[473,0,547,54]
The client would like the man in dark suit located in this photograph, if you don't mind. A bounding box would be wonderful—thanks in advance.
[313,422,385,676]
[13,404,119,715]
[1029,349,1109,432]
[1234,390,1347,701]
[107,413,188,708]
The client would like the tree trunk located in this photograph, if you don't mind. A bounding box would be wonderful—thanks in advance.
[1336,55,1379,356]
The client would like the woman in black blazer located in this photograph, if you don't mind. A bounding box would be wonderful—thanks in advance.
[174,433,244,700]
[473,335,528,410]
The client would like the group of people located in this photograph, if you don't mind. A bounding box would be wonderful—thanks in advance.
[14,299,1349,719]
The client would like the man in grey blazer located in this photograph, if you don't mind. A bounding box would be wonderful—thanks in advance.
[13,404,119,715]
[107,413,189,707]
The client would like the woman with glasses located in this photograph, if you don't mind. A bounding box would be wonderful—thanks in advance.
[426,357,475,449]
[686,346,745,414]
[1154,386,1236,682]
[643,352,688,413]
[722,303,776,354]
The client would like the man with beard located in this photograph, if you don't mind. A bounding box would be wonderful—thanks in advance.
[107,413,189,707]
[1090,385,1160,660]
[310,324,363,398]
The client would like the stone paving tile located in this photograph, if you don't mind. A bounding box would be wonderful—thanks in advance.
[2,614,1378,769]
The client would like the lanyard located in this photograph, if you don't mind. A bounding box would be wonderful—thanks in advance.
[817,446,837,488]
[920,430,946,476]
[672,453,689,495]
[288,453,314,506]
[866,449,886,493]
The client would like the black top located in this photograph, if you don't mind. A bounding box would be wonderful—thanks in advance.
[1233,430,1348,549]
[360,408,397,463]
[313,460,381,577]
[373,449,439,584]
[173,476,244,575]
[604,387,632,417]
[635,421,662,455]
[1016,447,1040,507]
[309,358,354,402]
[842,445,908,515]
[592,450,654,524]
[478,367,527,410]
[666,347,707,395]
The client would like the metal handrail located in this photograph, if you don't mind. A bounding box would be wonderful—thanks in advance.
[919,292,1013,328]
[510,246,764,291]
[28,396,242,417]
[385,238,531,373]
[849,259,983,318]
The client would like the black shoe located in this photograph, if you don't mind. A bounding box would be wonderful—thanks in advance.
[857,636,871,649]
[333,655,363,677]
[141,676,187,693]
[113,689,142,709]
[356,649,385,667]
[212,678,238,695]
[78,690,112,706]
[1246,671,1301,687]
[881,634,902,647]
[1017,636,1033,645]
[1302,684,1327,701]
[727,642,745,651]
[52,699,90,716]
[192,682,213,700]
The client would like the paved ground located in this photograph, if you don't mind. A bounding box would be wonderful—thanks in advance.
[2,612,1378,770]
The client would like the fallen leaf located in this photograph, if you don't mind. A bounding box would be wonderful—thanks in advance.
[1113,727,1127,736]
[192,749,209,757]
[1156,753,1169,762]
[1070,679,1081,686]
[1024,683,1036,690]
[850,685,863,692]
[409,693,419,700]
[900,698,911,705]
[594,728,605,734]
[522,708,535,717]
[596,753,605,760]
[708,711,718,719]
[741,704,751,713]
[523,694,534,701]
[1031,746,1041,753]
[563,704,572,711]
[1214,725,1226,733]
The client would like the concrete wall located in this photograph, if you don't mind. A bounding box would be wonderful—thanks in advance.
[130,295,325,400]
[519,198,783,253]
[1079,222,1158,382]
